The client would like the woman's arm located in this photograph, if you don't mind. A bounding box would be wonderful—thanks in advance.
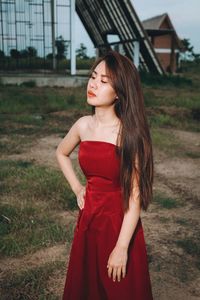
[116,189,141,249]
[56,118,85,200]
[107,161,141,282]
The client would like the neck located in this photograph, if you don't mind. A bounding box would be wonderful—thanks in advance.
[93,107,119,127]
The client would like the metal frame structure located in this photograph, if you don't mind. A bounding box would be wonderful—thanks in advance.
[0,0,165,74]
[0,0,75,73]
[76,0,165,74]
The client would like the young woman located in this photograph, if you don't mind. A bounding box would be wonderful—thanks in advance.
[56,50,154,300]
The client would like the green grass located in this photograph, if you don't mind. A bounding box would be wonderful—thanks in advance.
[175,218,190,226]
[0,113,77,136]
[153,192,180,209]
[0,159,78,257]
[144,91,200,110]
[176,238,200,257]
[149,114,178,127]
[0,85,89,114]
[151,128,182,154]
[0,134,35,155]
[0,260,64,300]
[158,216,169,223]
[151,127,200,157]
[20,80,36,88]
[13,113,45,125]
[185,151,200,159]
[0,84,92,136]
[141,72,193,87]
[0,159,77,211]
[0,159,79,257]
[0,203,74,257]
[175,237,200,271]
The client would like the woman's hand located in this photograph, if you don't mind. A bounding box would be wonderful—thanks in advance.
[76,185,86,210]
[107,245,128,282]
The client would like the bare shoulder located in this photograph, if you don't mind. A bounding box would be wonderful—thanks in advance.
[75,115,94,141]
[76,115,93,131]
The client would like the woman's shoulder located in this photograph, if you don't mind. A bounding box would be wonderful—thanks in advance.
[75,115,93,130]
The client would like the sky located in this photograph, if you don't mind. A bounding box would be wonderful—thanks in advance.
[75,0,200,57]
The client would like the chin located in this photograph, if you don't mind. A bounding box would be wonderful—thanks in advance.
[87,98,96,105]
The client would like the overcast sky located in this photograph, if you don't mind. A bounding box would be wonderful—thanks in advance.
[75,0,200,57]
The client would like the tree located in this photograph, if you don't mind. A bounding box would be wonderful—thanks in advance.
[76,43,89,59]
[0,50,5,59]
[20,49,29,58]
[10,49,20,59]
[193,53,200,62]
[55,35,68,59]
[180,38,195,61]
[27,46,37,57]
[46,53,53,59]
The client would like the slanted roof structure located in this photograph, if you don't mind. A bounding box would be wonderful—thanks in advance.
[142,13,183,49]
[76,0,165,74]
[142,13,167,30]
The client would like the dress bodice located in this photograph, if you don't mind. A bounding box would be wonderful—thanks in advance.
[78,141,121,192]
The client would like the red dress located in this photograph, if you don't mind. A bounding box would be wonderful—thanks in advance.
[62,141,153,300]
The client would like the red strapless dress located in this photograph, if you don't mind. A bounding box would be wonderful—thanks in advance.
[62,141,153,300]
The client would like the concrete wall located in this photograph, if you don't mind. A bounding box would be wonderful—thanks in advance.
[0,74,88,87]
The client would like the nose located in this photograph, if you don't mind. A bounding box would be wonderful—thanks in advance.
[89,77,98,89]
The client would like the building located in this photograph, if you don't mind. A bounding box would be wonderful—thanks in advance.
[0,0,184,75]
[142,13,184,73]
[76,0,164,75]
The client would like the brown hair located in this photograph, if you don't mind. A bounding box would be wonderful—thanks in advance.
[89,50,154,213]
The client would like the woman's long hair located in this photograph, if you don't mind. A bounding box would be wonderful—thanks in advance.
[89,50,154,213]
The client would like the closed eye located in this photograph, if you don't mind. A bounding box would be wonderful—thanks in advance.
[90,75,107,84]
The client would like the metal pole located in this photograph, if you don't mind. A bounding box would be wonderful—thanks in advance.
[42,0,46,69]
[70,0,76,75]
[95,47,99,60]
[51,0,56,70]
[133,41,140,68]
[0,0,4,54]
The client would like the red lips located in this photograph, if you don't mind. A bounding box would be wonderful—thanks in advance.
[87,90,96,97]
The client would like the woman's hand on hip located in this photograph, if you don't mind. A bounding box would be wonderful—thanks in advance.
[76,185,86,210]
[107,245,128,282]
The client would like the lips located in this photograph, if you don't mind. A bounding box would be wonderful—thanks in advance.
[87,90,96,97]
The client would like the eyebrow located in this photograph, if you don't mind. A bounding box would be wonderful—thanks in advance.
[92,70,110,78]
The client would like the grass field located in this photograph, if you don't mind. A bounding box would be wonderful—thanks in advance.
[0,61,200,299]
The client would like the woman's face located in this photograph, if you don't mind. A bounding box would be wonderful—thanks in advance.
[87,60,118,107]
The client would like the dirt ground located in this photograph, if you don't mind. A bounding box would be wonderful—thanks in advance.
[1,127,200,299]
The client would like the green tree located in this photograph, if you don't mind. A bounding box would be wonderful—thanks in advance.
[10,49,20,59]
[181,38,195,61]
[55,35,68,59]
[76,43,89,59]
[20,49,29,58]
[27,46,37,57]
[46,53,53,59]
[0,50,5,58]
[193,53,200,62]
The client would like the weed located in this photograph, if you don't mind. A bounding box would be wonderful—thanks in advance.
[149,114,177,127]
[0,261,64,300]
[0,85,88,114]
[0,159,77,211]
[185,151,200,159]
[175,238,200,257]
[158,216,169,223]
[140,72,193,87]
[0,203,69,256]
[151,128,182,155]
[153,192,180,209]
[175,218,190,226]
[20,80,36,88]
